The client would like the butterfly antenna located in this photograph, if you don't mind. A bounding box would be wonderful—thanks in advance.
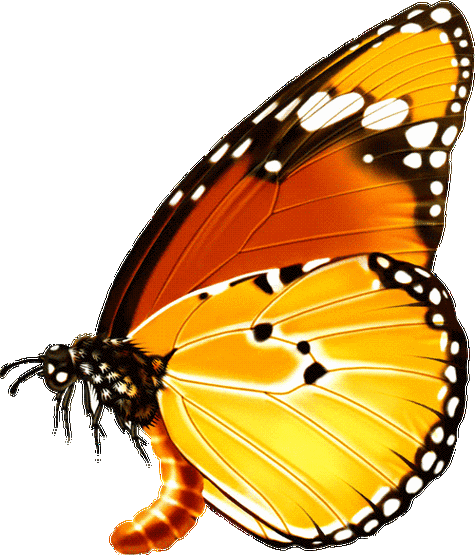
[0,358,42,397]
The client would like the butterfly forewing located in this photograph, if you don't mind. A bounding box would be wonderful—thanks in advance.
[98,1,473,339]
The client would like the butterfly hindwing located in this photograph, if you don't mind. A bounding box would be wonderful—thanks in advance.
[131,253,467,549]
[98,1,473,339]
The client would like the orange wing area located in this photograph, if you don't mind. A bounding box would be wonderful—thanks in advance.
[98,2,473,338]
[130,253,467,549]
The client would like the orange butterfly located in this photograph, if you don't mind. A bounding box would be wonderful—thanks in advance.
[0,2,472,555]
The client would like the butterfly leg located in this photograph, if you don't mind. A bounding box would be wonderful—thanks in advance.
[110,418,205,554]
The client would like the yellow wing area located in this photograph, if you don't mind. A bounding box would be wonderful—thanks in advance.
[130,253,467,548]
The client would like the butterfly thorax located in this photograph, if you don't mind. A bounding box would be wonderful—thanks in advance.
[66,334,165,426]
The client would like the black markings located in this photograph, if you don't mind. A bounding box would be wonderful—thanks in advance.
[280,264,304,285]
[297,341,311,354]
[254,274,273,294]
[252,323,273,342]
[199,292,209,300]
[230,275,258,287]
[369,252,468,339]
[304,362,327,384]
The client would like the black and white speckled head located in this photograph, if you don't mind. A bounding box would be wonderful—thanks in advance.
[41,343,78,392]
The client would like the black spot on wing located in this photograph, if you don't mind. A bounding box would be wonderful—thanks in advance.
[297,341,311,354]
[199,292,209,300]
[252,323,273,342]
[254,274,273,294]
[280,264,304,285]
[304,362,327,384]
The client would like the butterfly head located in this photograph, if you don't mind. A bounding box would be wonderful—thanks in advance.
[41,344,78,392]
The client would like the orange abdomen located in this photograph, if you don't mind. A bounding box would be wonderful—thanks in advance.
[110,418,205,554]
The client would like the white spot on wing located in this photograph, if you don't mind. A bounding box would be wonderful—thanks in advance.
[232,138,252,158]
[403,153,422,168]
[266,269,284,293]
[438,385,448,401]
[297,92,330,126]
[334,529,353,541]
[383,499,401,516]
[210,143,229,163]
[429,288,442,304]
[299,92,363,131]
[414,268,429,278]
[204,282,229,296]
[264,160,282,173]
[431,8,451,23]
[430,151,447,168]
[431,427,444,443]
[302,258,330,272]
[169,190,184,206]
[364,520,379,533]
[375,256,390,268]
[447,397,459,417]
[275,98,300,121]
[406,476,424,494]
[378,25,394,35]
[442,126,458,146]
[191,185,206,201]
[421,451,436,471]
[401,23,422,33]
[440,331,448,352]
[405,122,438,148]
[395,270,412,284]
[430,181,444,195]
[252,102,278,124]
[362,98,409,130]
[408,9,424,19]
[434,460,445,474]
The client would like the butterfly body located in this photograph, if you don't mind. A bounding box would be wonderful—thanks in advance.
[0,1,472,554]
[111,418,205,554]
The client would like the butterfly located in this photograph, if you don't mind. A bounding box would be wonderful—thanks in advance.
[1,3,473,553]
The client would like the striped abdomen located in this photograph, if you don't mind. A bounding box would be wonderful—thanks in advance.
[110,418,205,554]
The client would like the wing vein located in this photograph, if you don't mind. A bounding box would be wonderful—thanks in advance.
[170,384,347,525]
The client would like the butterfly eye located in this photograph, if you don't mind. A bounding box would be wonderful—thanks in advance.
[41,344,78,392]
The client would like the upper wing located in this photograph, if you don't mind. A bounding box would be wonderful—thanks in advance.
[98,2,473,337]
[130,253,467,549]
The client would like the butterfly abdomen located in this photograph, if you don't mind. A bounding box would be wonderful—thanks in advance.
[110,418,205,554]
